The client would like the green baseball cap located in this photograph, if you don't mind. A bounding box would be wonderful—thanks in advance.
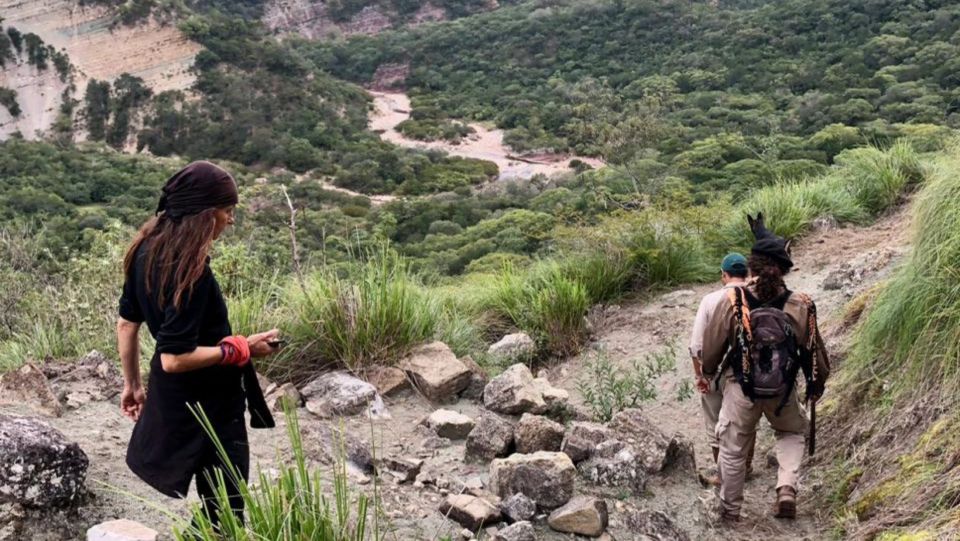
[721,252,748,273]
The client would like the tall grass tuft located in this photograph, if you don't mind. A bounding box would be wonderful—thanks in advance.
[846,150,960,395]
[176,406,379,541]
[475,262,590,359]
[286,251,438,373]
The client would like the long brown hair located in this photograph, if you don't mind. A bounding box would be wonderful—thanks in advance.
[123,209,218,310]
[748,254,789,304]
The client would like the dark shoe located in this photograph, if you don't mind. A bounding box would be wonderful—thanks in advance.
[720,509,741,523]
[774,486,797,519]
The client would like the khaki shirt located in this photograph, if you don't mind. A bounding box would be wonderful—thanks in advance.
[691,283,831,384]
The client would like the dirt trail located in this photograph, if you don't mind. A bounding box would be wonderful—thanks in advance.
[547,207,910,539]
[369,91,606,180]
[0,208,909,540]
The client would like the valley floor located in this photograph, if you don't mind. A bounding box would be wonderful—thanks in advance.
[0,206,909,540]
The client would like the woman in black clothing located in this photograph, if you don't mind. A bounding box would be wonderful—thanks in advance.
[116,161,278,527]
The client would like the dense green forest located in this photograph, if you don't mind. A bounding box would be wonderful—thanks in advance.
[310,0,960,192]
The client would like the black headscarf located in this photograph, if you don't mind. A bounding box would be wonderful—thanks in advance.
[747,212,793,270]
[156,161,238,219]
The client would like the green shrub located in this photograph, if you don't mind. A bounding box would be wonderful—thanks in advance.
[177,406,380,540]
[577,344,677,422]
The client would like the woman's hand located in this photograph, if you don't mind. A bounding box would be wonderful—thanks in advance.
[248,328,282,358]
[121,384,146,421]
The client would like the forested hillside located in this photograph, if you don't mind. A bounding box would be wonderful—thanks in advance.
[313,0,960,193]
[1,1,960,539]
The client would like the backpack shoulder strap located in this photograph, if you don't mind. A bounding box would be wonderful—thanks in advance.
[726,286,752,340]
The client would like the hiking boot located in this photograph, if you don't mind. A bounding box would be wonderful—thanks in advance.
[774,486,797,519]
[720,509,741,523]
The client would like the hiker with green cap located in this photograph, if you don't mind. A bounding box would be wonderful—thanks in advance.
[712,213,830,522]
[689,252,756,486]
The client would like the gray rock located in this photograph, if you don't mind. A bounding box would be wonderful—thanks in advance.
[626,510,690,541]
[500,493,536,523]
[313,425,373,473]
[403,342,472,403]
[483,364,546,415]
[0,415,88,508]
[514,414,564,453]
[301,372,379,418]
[489,451,576,510]
[380,457,423,483]
[424,409,475,440]
[491,521,535,541]
[0,364,63,418]
[265,383,302,412]
[609,409,693,473]
[487,333,535,361]
[466,414,514,461]
[86,519,158,541]
[365,366,410,397]
[561,422,613,463]
[547,496,608,537]
[439,494,501,531]
[532,377,569,408]
[578,440,647,496]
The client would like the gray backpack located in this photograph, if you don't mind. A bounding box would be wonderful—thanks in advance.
[729,287,800,411]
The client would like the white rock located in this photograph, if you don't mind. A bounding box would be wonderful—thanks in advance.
[423,409,475,440]
[487,333,535,360]
[301,372,379,418]
[87,519,158,541]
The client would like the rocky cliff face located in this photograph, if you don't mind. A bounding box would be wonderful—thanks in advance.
[0,0,198,140]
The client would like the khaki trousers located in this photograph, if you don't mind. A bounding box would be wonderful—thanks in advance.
[701,373,756,460]
[716,375,807,515]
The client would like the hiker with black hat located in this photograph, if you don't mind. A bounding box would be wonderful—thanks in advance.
[116,161,280,528]
[712,213,830,522]
[688,252,756,487]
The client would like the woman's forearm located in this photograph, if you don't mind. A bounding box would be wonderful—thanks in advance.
[160,346,223,373]
[117,318,143,388]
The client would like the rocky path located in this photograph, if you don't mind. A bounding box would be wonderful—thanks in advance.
[368,92,605,181]
[0,208,909,541]
[548,207,910,540]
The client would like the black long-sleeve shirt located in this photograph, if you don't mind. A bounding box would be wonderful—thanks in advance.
[119,243,266,497]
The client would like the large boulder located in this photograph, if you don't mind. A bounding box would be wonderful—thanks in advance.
[86,519,158,541]
[547,496,608,537]
[0,415,88,508]
[487,333,535,362]
[609,409,693,473]
[466,414,515,461]
[301,372,379,418]
[491,521,535,541]
[513,414,564,453]
[561,422,613,464]
[423,409,475,440]
[483,364,546,415]
[489,451,576,510]
[439,494,501,531]
[402,342,472,403]
[578,440,647,496]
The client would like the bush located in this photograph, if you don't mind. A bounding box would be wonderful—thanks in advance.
[577,344,676,422]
